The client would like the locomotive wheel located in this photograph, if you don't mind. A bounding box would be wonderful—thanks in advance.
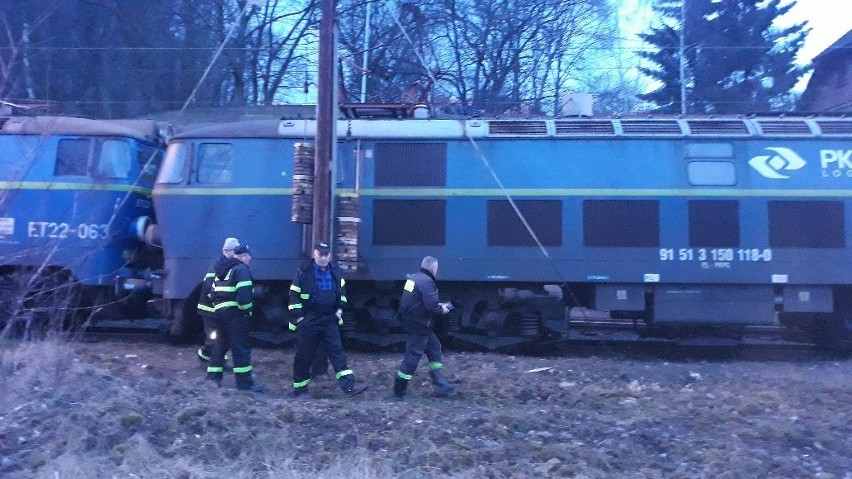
[168,296,205,344]
[808,314,852,352]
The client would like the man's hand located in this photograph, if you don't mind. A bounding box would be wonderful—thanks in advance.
[336,309,343,326]
[439,303,450,314]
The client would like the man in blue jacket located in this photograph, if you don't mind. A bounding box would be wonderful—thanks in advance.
[394,255,457,399]
[288,242,365,397]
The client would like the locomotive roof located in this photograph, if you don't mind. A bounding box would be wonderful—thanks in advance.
[170,116,852,140]
[0,116,161,142]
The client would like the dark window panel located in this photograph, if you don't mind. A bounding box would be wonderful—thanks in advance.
[487,200,562,246]
[54,139,91,176]
[689,200,740,247]
[373,200,446,245]
[374,143,446,186]
[583,200,660,247]
[769,201,845,248]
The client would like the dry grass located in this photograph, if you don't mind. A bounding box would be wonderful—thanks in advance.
[1,338,851,478]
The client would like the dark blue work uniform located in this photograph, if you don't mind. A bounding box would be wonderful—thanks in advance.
[288,260,359,395]
[206,257,256,390]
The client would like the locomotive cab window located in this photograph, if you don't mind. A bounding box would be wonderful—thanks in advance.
[158,142,188,184]
[54,139,92,176]
[196,143,233,184]
[769,201,845,248]
[488,200,562,246]
[583,200,660,247]
[373,200,445,245]
[374,143,446,186]
[95,139,131,179]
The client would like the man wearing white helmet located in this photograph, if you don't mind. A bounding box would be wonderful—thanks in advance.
[196,237,240,362]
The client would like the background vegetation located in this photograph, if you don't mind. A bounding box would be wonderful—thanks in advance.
[0,0,811,118]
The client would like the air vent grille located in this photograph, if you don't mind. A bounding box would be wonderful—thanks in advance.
[620,120,682,135]
[687,120,749,135]
[816,121,852,135]
[488,121,548,135]
[758,121,811,135]
[554,121,615,135]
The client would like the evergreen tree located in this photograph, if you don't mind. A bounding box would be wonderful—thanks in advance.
[638,0,809,114]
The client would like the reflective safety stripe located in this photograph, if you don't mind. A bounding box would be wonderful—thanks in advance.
[209,330,217,340]
[300,293,310,299]
[429,361,443,370]
[288,303,302,310]
[197,348,210,361]
[233,365,253,374]
[213,301,240,311]
[340,295,348,302]
[207,366,224,373]
[197,304,215,312]
[235,280,253,289]
[338,318,343,326]
[290,284,301,292]
[289,322,297,331]
[213,285,237,292]
[397,371,413,380]
[335,369,353,379]
[293,379,310,388]
[404,280,415,292]
[340,278,345,287]
[238,302,252,310]
[204,272,215,279]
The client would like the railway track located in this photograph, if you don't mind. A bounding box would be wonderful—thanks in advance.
[65,316,842,361]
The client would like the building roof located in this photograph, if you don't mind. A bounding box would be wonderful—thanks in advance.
[814,29,852,62]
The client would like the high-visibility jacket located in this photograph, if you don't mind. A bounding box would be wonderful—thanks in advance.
[399,268,443,335]
[288,260,347,330]
[210,258,253,316]
[196,255,229,316]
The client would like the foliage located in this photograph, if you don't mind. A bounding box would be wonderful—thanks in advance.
[638,0,810,113]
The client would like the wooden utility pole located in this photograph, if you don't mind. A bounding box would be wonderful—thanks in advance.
[312,0,337,248]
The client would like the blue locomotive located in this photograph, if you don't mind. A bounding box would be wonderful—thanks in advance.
[153,115,852,350]
[0,116,165,333]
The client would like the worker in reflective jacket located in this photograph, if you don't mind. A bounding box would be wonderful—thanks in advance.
[288,242,365,397]
[394,255,457,399]
[206,244,263,392]
[196,237,240,362]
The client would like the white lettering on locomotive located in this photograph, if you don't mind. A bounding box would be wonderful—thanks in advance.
[820,150,852,178]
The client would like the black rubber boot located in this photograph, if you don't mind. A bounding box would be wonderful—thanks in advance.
[339,375,367,397]
[430,370,458,397]
[394,375,409,400]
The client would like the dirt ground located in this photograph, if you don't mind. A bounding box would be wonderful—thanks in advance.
[0,338,851,479]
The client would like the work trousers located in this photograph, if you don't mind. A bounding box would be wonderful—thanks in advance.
[197,315,217,360]
[293,316,350,387]
[398,331,444,376]
[208,308,254,389]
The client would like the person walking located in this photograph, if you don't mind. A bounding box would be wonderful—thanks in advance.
[394,256,458,400]
[288,242,365,397]
[206,244,263,392]
[196,237,240,362]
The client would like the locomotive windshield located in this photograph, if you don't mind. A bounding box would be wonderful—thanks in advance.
[95,139,131,178]
[157,142,188,184]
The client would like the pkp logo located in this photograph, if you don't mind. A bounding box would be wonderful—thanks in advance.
[749,147,806,179]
